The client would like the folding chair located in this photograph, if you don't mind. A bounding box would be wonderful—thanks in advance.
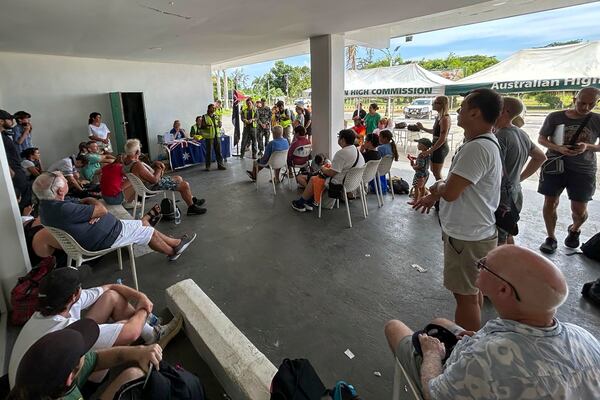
[46,226,139,290]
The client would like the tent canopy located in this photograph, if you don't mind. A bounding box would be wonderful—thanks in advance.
[344,63,453,97]
[446,41,600,95]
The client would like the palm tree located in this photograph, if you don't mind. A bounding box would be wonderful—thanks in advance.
[346,45,358,70]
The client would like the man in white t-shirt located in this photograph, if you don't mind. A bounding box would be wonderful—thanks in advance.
[8,267,182,388]
[413,88,503,331]
[291,129,364,212]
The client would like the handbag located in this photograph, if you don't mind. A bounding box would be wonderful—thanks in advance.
[542,113,592,176]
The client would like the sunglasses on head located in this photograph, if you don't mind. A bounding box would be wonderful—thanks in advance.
[476,257,521,302]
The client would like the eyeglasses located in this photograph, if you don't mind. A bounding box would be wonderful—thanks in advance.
[476,257,521,302]
[46,171,61,195]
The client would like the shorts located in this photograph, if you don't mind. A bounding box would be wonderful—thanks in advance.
[412,172,429,187]
[152,176,179,191]
[102,192,124,205]
[431,140,449,164]
[443,232,497,295]
[394,336,425,397]
[111,220,154,248]
[538,169,596,202]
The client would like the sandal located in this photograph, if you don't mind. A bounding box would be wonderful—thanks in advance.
[144,204,162,227]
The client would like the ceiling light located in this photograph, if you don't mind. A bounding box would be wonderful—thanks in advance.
[493,1,507,6]
[169,1,175,5]
[149,47,162,51]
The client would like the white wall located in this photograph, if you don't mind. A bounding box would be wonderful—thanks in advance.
[0,52,213,164]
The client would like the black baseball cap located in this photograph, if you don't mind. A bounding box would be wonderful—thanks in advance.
[414,138,433,148]
[13,111,31,119]
[0,109,14,119]
[14,318,99,395]
[38,267,82,313]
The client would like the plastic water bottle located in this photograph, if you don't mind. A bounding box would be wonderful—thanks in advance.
[174,207,181,225]
[116,278,123,285]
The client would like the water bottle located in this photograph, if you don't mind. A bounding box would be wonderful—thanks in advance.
[147,313,160,327]
[116,278,123,285]
[174,206,181,225]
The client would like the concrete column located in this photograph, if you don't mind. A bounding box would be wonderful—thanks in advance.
[310,34,345,157]
[0,141,31,306]
[216,70,222,102]
[224,70,230,109]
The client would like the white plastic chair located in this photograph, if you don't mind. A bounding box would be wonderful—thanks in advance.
[361,159,382,213]
[256,150,289,195]
[46,226,139,290]
[318,166,366,228]
[376,155,395,204]
[392,357,423,400]
[290,144,312,181]
[126,173,176,219]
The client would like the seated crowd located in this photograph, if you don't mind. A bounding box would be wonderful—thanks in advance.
[2,87,600,399]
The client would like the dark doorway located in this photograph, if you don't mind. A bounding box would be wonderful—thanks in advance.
[121,92,149,152]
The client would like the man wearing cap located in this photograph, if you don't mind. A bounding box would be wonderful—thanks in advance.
[8,318,163,399]
[256,98,272,157]
[384,245,600,400]
[8,267,183,388]
[1,109,32,209]
[32,172,196,261]
[412,89,503,332]
[12,110,33,154]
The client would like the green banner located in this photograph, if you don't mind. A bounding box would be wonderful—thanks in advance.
[445,77,600,96]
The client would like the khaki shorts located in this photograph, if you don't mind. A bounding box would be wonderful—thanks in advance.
[443,232,497,295]
[395,336,424,398]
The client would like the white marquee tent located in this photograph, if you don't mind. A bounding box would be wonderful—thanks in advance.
[446,41,600,95]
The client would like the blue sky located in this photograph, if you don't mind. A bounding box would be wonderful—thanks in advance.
[238,1,600,80]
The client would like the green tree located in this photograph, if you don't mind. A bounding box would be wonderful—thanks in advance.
[543,39,582,48]
[251,61,311,99]
[535,92,562,108]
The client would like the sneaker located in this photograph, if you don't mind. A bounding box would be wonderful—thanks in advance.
[539,237,558,254]
[291,200,306,212]
[156,315,183,349]
[565,225,581,248]
[123,201,141,210]
[168,233,196,261]
[192,197,206,206]
[218,165,227,170]
[304,200,317,211]
[187,204,207,215]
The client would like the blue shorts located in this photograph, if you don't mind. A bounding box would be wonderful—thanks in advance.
[102,192,124,205]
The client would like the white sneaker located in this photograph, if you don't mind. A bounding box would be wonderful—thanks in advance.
[156,315,183,349]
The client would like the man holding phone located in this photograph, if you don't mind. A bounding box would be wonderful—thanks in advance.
[538,87,600,254]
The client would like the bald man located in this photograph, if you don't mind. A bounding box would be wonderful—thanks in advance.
[385,245,600,400]
[495,97,546,244]
[538,87,600,254]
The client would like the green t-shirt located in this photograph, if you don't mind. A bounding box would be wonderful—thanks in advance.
[61,351,98,400]
[364,112,381,134]
[81,153,102,181]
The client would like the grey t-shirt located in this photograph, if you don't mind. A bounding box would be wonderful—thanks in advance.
[539,111,600,174]
[40,199,122,251]
[495,126,534,192]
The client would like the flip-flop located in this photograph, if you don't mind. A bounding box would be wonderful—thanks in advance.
[145,204,162,227]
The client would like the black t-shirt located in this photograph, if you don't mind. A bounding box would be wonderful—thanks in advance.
[40,199,123,251]
[2,130,24,175]
[363,149,382,163]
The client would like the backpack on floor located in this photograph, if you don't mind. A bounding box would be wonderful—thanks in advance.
[390,177,410,195]
[160,198,181,223]
[327,381,362,400]
[10,256,56,326]
[581,232,600,261]
[582,278,600,308]
[114,361,205,400]
[270,358,327,400]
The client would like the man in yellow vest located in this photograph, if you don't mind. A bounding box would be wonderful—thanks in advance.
[276,100,293,143]
[240,97,258,159]
[214,100,224,129]
[200,104,226,171]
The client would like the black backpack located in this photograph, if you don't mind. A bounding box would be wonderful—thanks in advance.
[582,279,600,308]
[270,359,327,400]
[114,361,205,400]
[391,177,410,194]
[581,232,600,261]
[160,197,181,222]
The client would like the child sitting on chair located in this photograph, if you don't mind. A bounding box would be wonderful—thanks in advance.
[407,138,432,202]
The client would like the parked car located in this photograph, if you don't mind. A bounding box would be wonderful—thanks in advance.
[403,98,435,119]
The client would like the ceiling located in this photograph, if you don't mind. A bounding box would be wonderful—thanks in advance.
[0,0,592,68]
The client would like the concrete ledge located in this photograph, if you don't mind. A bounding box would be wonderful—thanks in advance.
[166,279,277,400]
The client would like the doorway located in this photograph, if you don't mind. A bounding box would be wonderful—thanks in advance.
[109,92,149,154]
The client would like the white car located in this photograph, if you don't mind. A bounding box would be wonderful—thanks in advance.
[403,98,435,119]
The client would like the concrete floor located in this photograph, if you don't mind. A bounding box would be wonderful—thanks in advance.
[80,156,600,399]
